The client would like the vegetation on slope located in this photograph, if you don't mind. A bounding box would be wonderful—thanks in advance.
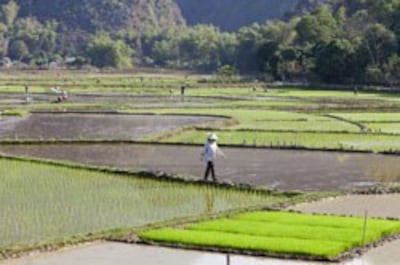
[176,0,297,31]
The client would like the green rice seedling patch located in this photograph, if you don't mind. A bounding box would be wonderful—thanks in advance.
[219,100,313,108]
[232,120,360,132]
[331,113,400,123]
[185,88,385,100]
[0,85,47,93]
[0,158,291,251]
[162,129,400,152]
[124,108,327,122]
[140,211,400,260]
[235,211,400,234]
[264,89,394,100]
[365,123,400,134]
[186,88,268,97]
[141,228,349,259]
[0,74,199,94]
[1,109,29,116]
[122,108,400,152]
[187,219,380,245]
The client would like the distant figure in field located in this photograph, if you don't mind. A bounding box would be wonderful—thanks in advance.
[181,85,186,96]
[24,85,31,103]
[51,86,68,102]
[201,133,225,182]
[61,90,68,101]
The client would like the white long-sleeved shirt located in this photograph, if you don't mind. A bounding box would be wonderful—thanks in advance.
[201,142,224,163]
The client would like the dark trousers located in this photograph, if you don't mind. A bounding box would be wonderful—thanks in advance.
[204,161,216,181]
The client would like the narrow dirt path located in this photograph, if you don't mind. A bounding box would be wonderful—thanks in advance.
[3,241,400,265]
[290,194,400,219]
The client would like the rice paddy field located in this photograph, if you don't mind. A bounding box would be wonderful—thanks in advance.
[0,157,295,253]
[140,211,400,260]
[163,130,400,152]
[1,71,400,263]
[115,108,400,152]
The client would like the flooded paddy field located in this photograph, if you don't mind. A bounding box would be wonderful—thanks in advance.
[2,80,400,264]
[3,241,400,265]
[1,144,399,191]
[0,113,223,140]
[0,92,227,107]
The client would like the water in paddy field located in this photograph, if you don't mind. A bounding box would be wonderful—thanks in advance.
[3,242,400,265]
[1,144,400,191]
[0,113,223,140]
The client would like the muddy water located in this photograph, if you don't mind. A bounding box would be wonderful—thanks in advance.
[0,113,221,140]
[0,116,26,134]
[1,144,399,191]
[3,242,400,265]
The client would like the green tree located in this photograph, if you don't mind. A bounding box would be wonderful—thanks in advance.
[0,22,7,57]
[314,39,367,83]
[295,6,338,45]
[363,23,398,67]
[236,23,265,71]
[12,17,57,61]
[0,0,19,57]
[8,39,27,60]
[151,37,179,67]
[278,46,302,79]
[335,5,347,30]
[216,32,238,67]
[0,0,18,27]
[257,41,281,79]
[216,65,238,82]
[384,54,400,82]
[86,34,133,68]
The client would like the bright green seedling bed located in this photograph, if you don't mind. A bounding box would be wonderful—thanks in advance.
[140,211,400,261]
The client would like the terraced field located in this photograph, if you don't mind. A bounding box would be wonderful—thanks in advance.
[1,72,400,263]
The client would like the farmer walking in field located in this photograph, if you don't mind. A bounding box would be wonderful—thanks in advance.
[201,133,225,182]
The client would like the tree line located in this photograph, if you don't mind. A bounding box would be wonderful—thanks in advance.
[0,0,399,85]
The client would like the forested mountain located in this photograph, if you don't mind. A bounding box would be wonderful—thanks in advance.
[176,0,299,31]
[0,0,399,87]
[0,0,185,33]
[0,0,185,65]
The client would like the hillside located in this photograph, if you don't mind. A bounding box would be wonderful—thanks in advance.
[0,0,185,33]
[176,0,299,31]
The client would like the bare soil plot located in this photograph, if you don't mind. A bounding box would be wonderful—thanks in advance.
[0,113,222,140]
[1,144,399,191]
[291,194,400,219]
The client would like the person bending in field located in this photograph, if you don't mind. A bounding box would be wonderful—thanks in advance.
[201,133,225,182]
